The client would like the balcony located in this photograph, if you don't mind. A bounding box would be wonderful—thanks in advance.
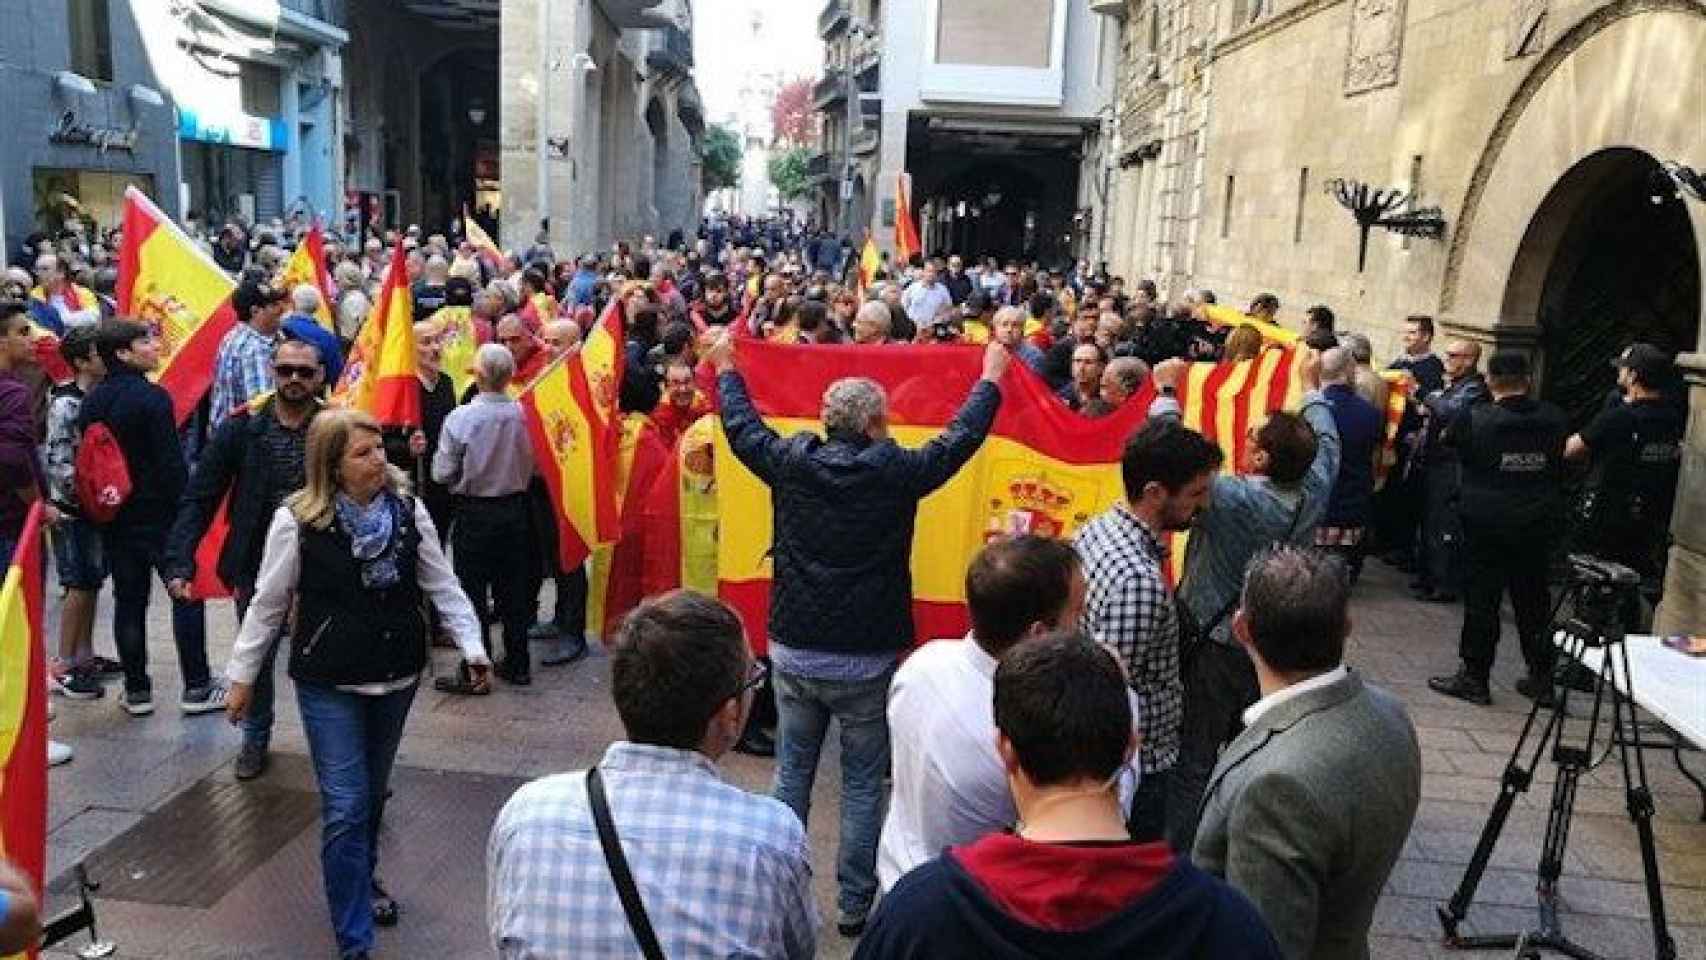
[850,125,879,157]
[813,69,847,112]
[596,0,668,29]
[645,24,694,77]
[281,0,348,26]
[819,0,850,39]
[806,152,832,184]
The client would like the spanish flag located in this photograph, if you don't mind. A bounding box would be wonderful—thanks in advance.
[116,186,238,425]
[520,300,626,569]
[586,415,672,639]
[428,304,481,399]
[464,206,503,267]
[0,504,48,959]
[856,236,881,297]
[895,172,921,265]
[640,414,721,599]
[277,224,336,331]
[714,342,1156,651]
[334,243,419,427]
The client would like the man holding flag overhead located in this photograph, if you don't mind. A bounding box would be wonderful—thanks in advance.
[707,330,1009,938]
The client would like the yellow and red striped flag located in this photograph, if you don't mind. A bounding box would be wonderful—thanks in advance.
[856,236,881,297]
[1202,303,1300,347]
[334,243,419,427]
[0,504,48,959]
[116,186,238,424]
[276,224,336,331]
[895,172,921,264]
[520,300,627,569]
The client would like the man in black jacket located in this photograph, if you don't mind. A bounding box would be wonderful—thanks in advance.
[1412,338,1488,602]
[1428,352,1567,706]
[707,331,1008,937]
[164,335,325,778]
[80,321,221,718]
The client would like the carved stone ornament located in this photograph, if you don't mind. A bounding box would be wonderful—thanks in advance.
[1344,0,1407,95]
[1506,0,1548,58]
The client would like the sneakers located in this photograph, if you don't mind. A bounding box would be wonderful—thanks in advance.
[1428,668,1491,706]
[119,688,155,717]
[90,656,124,676]
[180,684,229,715]
[48,739,74,766]
[234,741,269,781]
[52,668,106,700]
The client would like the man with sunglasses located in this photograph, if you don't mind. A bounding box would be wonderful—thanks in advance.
[165,336,327,780]
[488,590,817,959]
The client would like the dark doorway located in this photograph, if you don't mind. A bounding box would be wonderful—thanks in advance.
[1523,149,1700,428]
[419,48,499,236]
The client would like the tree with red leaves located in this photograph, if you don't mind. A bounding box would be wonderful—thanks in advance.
[771,78,817,148]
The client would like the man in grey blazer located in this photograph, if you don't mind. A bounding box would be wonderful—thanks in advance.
[1193,545,1421,960]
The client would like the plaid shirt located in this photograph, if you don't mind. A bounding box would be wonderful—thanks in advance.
[209,323,277,430]
[488,742,819,959]
[1075,505,1182,773]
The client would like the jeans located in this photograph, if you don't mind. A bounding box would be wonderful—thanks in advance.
[772,665,893,917]
[234,588,281,750]
[452,495,533,672]
[1460,523,1555,680]
[103,526,209,696]
[297,680,418,959]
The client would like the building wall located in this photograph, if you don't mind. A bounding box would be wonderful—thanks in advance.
[0,0,180,259]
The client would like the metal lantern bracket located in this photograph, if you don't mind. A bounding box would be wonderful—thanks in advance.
[1324,178,1448,271]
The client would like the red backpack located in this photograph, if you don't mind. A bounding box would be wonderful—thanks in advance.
[74,422,132,524]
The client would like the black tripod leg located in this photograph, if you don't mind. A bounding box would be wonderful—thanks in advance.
[1609,646,1678,960]
[1668,739,1706,823]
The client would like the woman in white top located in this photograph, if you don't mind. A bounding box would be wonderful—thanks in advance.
[225,408,488,960]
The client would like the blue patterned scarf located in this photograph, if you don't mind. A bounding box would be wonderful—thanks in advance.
[334,491,401,588]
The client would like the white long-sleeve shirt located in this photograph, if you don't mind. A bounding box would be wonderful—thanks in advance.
[226,500,488,693]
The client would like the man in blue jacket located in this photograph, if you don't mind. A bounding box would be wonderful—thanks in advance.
[707,331,1008,937]
[1315,346,1383,582]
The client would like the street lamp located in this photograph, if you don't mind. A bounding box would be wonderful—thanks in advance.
[467,100,487,127]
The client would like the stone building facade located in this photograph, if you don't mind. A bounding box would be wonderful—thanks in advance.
[1101,0,1706,630]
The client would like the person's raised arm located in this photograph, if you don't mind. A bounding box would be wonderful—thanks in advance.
[705,330,785,484]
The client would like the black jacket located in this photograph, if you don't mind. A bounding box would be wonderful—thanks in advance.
[719,370,1001,654]
[1454,394,1568,528]
[164,397,319,590]
[289,495,428,686]
[77,365,186,533]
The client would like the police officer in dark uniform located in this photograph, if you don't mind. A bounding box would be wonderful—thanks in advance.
[1565,343,1684,623]
[1429,351,1568,707]
[1412,337,1489,602]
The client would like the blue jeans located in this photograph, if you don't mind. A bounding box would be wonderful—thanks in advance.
[296,680,418,959]
[103,526,209,696]
[234,588,280,751]
[772,665,894,917]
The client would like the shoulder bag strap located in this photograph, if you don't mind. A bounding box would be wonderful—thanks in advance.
[587,766,667,960]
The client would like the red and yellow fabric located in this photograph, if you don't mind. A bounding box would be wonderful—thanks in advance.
[185,391,284,602]
[428,305,481,400]
[333,243,419,427]
[1375,369,1412,490]
[586,415,672,640]
[856,237,880,296]
[519,301,627,570]
[713,342,1157,652]
[116,186,238,425]
[0,504,48,960]
[276,225,336,331]
[1201,303,1299,347]
[463,208,503,266]
[639,414,721,600]
[895,173,921,264]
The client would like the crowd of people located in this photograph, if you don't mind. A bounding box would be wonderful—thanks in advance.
[0,207,1686,959]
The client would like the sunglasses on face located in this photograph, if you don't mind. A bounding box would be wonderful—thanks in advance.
[274,363,320,380]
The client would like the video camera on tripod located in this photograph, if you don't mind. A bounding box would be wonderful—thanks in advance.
[1557,554,1642,649]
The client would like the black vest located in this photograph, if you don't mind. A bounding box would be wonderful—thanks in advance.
[287,498,429,686]
[1457,396,1568,529]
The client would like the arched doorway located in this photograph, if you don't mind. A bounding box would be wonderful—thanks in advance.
[418,48,499,235]
[1503,148,1700,427]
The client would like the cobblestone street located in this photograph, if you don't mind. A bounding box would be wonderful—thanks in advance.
[38,562,1706,959]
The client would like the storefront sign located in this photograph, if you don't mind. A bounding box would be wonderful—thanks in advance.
[177,106,287,152]
[48,111,138,154]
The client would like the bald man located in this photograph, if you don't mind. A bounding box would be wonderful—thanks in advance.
[541,319,581,358]
[1412,338,1488,602]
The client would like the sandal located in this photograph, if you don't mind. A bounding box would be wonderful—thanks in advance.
[432,663,490,696]
[371,879,400,927]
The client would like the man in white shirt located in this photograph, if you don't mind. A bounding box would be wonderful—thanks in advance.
[877,534,1139,891]
[899,262,953,332]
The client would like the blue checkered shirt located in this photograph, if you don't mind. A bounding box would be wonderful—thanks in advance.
[209,323,276,429]
[488,742,819,959]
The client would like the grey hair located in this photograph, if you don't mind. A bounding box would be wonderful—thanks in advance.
[1106,357,1150,395]
[338,291,371,326]
[1319,346,1355,385]
[1341,332,1373,364]
[291,283,322,314]
[475,342,516,388]
[1240,544,1351,672]
[822,377,887,435]
[854,301,891,337]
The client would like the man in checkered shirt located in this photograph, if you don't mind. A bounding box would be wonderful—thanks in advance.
[1075,418,1224,843]
[487,591,818,958]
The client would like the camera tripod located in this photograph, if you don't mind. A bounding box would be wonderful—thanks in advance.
[1436,557,1676,960]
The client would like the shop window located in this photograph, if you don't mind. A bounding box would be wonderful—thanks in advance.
[33,168,155,235]
[69,0,114,83]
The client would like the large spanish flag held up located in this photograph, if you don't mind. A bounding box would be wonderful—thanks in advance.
[519,299,627,570]
[116,186,238,425]
[714,342,1157,653]
[276,225,336,331]
[0,504,48,960]
[895,173,921,265]
[333,243,419,427]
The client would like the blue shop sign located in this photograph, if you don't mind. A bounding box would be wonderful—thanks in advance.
[177,106,287,152]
